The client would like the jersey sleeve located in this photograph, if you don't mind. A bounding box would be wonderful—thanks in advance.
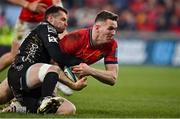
[38,24,82,67]
[104,40,118,64]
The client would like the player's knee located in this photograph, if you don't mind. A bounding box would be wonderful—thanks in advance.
[66,104,76,115]
[60,104,76,115]
[0,89,13,104]
[0,80,13,104]
[56,100,76,115]
[0,93,6,104]
[0,95,9,104]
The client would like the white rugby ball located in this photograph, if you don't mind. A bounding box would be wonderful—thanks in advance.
[64,66,78,82]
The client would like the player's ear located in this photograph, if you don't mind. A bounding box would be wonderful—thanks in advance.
[95,24,100,30]
[47,14,54,22]
[94,24,101,34]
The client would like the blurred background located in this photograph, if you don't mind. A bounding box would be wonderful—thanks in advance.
[0,0,180,66]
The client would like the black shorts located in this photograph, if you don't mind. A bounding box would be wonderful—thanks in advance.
[7,65,42,113]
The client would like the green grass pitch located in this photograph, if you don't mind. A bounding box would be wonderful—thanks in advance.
[0,64,180,118]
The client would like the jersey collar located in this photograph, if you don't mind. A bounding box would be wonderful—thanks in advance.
[44,20,59,33]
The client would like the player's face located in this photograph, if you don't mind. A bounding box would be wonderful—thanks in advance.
[98,19,117,43]
[51,11,68,33]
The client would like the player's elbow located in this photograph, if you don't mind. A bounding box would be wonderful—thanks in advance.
[109,75,117,86]
[109,81,115,86]
[109,70,118,86]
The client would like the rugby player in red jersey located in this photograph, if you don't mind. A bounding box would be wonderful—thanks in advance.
[59,10,119,85]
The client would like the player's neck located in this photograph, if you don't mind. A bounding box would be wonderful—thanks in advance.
[92,27,107,48]
[91,29,98,47]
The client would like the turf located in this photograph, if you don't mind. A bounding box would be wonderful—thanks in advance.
[0,64,180,118]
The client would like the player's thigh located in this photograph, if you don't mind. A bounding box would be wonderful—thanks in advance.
[26,63,60,89]
[56,97,76,115]
[0,78,13,104]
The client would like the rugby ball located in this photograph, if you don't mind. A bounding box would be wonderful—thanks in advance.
[64,66,78,82]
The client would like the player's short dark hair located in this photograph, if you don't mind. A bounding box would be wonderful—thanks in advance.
[44,5,68,20]
[95,10,118,23]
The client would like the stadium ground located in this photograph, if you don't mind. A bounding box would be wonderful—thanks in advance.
[0,64,180,118]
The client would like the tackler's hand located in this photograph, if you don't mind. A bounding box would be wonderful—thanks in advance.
[73,77,87,91]
[25,0,47,13]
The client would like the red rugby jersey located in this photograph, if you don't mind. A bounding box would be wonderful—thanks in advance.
[19,0,53,22]
[59,28,118,65]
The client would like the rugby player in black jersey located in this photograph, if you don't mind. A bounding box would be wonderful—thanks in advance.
[5,6,87,114]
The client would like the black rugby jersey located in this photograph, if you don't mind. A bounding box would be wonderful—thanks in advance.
[11,21,81,71]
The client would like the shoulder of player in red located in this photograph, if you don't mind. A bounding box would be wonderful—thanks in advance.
[59,28,90,53]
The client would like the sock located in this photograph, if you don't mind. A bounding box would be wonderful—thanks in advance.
[41,72,58,97]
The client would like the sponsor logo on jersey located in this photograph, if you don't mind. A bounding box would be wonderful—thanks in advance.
[48,34,58,43]
[25,43,39,63]
[47,25,57,34]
